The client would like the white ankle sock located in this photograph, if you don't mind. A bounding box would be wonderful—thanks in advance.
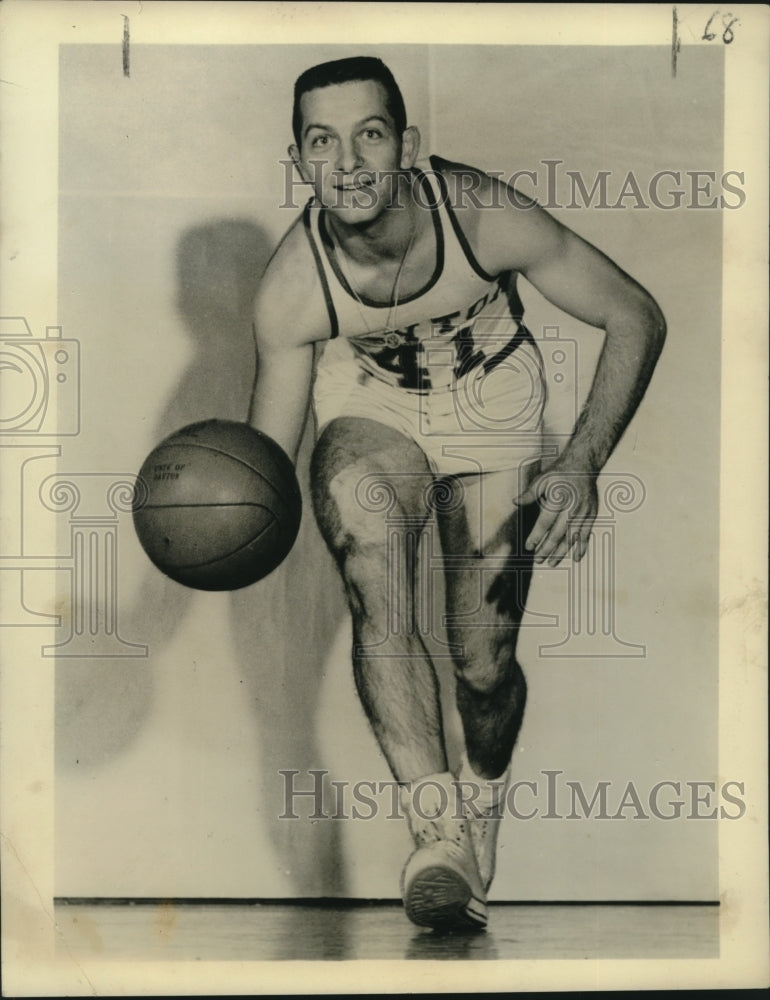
[457,754,510,813]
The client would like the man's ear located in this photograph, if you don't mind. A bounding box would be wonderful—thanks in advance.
[400,126,421,169]
[288,144,310,184]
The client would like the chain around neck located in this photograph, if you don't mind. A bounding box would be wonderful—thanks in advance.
[332,211,420,340]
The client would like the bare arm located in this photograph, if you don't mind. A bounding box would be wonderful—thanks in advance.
[248,331,314,464]
[517,211,667,473]
[247,224,327,464]
[519,226,666,565]
[464,170,667,563]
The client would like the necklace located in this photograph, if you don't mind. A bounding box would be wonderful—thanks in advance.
[332,214,418,346]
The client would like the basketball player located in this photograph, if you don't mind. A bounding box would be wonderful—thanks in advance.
[250,57,666,930]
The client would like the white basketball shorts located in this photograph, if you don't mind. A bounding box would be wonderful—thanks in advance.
[312,337,546,478]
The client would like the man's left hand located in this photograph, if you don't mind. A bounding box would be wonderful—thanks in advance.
[514,461,599,566]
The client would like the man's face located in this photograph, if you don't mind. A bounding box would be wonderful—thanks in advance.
[291,79,419,224]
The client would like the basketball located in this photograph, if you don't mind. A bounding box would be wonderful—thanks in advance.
[132,419,302,591]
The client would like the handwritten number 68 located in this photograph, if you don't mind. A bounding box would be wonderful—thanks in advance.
[702,11,739,44]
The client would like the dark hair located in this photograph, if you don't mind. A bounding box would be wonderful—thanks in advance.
[292,56,407,146]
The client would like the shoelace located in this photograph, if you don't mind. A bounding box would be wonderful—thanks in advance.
[413,815,468,846]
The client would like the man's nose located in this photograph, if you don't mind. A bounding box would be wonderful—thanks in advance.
[335,140,362,174]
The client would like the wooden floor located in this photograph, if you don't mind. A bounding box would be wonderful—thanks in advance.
[55,900,719,962]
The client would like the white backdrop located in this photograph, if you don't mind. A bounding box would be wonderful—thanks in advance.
[54,43,723,900]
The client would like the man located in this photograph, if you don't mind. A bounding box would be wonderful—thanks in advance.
[250,56,665,930]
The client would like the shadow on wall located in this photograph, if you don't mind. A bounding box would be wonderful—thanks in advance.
[56,218,350,896]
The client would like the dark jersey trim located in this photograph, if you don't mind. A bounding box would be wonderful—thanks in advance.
[500,269,525,321]
[303,202,339,340]
[481,322,536,375]
[318,168,445,310]
[430,154,500,284]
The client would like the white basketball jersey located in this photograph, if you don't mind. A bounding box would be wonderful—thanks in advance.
[304,155,536,392]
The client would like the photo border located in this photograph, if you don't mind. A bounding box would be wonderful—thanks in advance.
[1,2,767,994]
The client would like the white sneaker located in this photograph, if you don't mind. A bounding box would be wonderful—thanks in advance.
[399,772,487,930]
[467,802,504,893]
[456,765,510,893]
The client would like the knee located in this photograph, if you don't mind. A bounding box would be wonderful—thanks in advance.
[454,629,525,697]
[312,454,429,559]
[457,662,527,724]
[312,469,398,564]
[310,470,410,619]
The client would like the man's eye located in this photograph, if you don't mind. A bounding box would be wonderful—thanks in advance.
[311,135,331,147]
[363,129,382,139]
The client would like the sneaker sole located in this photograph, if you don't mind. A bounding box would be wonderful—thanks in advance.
[404,864,487,930]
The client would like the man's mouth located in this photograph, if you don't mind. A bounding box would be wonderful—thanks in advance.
[333,172,377,192]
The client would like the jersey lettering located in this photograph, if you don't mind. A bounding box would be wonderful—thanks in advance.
[430,310,462,335]
[467,294,489,321]
[453,323,485,378]
[363,325,432,391]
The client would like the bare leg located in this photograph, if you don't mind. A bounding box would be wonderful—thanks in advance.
[436,466,540,780]
[433,465,539,891]
[310,417,446,783]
